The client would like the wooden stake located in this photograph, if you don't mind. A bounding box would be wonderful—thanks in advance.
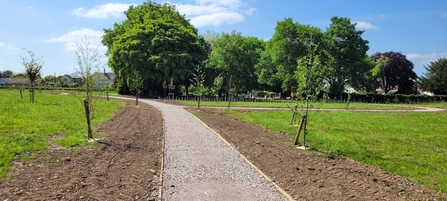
[294,115,307,145]
[84,99,93,139]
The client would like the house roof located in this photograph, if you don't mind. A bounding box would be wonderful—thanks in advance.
[0,78,15,84]
[93,72,116,81]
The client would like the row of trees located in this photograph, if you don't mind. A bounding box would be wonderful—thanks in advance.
[0,70,14,78]
[103,0,445,98]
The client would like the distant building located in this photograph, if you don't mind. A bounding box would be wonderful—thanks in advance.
[0,78,30,87]
[61,74,73,85]
[93,70,116,88]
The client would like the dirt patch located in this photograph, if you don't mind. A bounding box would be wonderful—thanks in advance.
[0,100,163,201]
[193,108,447,200]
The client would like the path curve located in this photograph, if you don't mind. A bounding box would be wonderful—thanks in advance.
[137,99,290,201]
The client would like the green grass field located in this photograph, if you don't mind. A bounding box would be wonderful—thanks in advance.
[0,88,123,178]
[177,100,420,110]
[229,109,447,192]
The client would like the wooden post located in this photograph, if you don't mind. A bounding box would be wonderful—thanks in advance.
[290,105,298,125]
[84,99,93,139]
[294,115,307,145]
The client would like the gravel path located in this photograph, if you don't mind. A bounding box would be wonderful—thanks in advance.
[139,99,289,201]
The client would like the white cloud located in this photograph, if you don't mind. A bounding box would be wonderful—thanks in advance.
[191,12,244,27]
[407,52,447,75]
[442,13,447,18]
[6,44,19,50]
[407,52,447,62]
[173,0,255,27]
[73,3,134,19]
[354,21,377,29]
[0,42,4,47]
[45,28,106,53]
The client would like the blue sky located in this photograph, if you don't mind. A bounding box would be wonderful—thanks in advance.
[1,0,446,78]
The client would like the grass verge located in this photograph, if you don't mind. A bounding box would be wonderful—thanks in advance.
[176,100,418,110]
[229,109,447,192]
[0,88,122,178]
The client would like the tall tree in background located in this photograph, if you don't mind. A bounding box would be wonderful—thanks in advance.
[323,16,369,98]
[371,51,417,94]
[419,58,447,95]
[256,18,324,93]
[207,30,264,96]
[20,50,43,103]
[350,55,381,93]
[102,1,207,95]
[0,70,14,78]
[75,37,102,140]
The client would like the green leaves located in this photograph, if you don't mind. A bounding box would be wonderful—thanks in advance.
[189,65,206,96]
[323,16,370,97]
[256,18,324,92]
[420,58,447,95]
[102,1,207,94]
[207,30,264,94]
[127,71,144,95]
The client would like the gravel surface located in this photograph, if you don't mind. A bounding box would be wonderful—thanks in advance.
[140,99,289,201]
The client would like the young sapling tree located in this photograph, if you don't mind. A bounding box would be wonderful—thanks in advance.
[75,37,102,140]
[127,71,144,106]
[20,50,43,103]
[189,65,206,110]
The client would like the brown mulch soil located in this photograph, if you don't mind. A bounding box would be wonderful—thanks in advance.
[192,107,447,201]
[0,100,163,201]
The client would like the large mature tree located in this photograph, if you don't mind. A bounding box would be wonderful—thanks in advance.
[102,0,208,95]
[207,30,264,96]
[350,55,381,93]
[371,51,417,94]
[256,18,324,93]
[419,58,447,95]
[323,16,369,98]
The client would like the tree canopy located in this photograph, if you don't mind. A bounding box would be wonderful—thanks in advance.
[419,58,447,95]
[371,51,417,94]
[323,16,370,97]
[102,0,208,95]
[206,30,264,95]
[256,18,323,92]
[0,70,13,78]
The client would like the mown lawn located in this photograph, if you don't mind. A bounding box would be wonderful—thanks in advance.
[0,88,122,178]
[176,100,415,110]
[229,109,447,192]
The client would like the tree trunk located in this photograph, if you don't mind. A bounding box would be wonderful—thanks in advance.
[20,89,23,99]
[106,90,109,101]
[30,89,35,103]
[198,96,201,110]
[84,99,93,139]
[136,93,139,106]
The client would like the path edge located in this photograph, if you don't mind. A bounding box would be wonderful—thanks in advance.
[184,107,295,201]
